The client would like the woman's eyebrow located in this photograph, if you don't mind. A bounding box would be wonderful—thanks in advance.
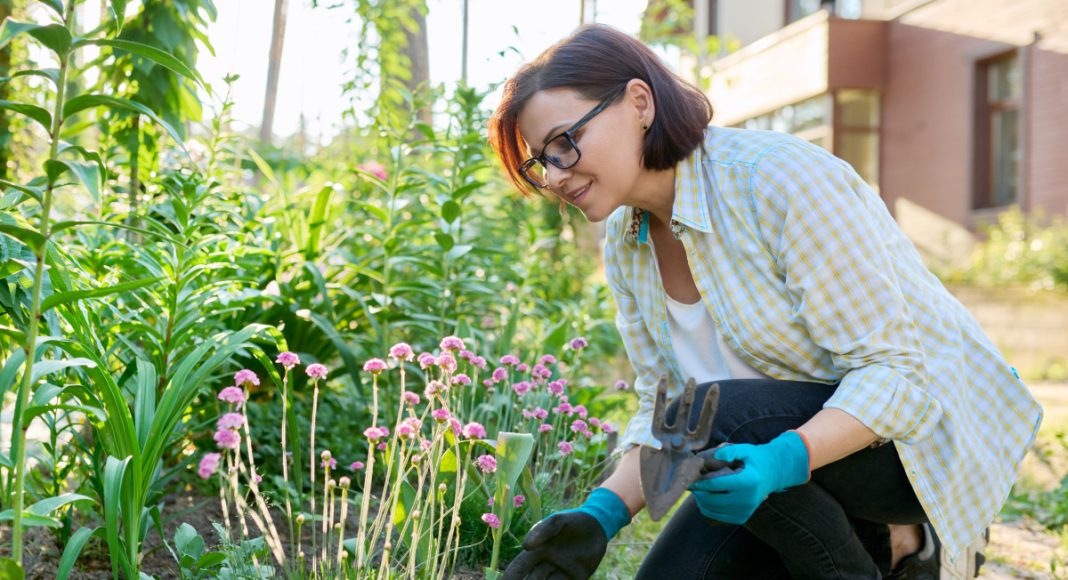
[542,122,571,145]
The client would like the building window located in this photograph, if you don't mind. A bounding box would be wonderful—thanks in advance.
[974,52,1020,209]
[835,89,881,187]
[739,94,831,146]
[785,0,860,22]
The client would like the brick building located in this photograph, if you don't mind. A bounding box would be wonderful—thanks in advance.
[662,0,1068,264]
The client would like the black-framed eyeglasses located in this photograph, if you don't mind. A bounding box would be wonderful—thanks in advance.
[519,86,626,190]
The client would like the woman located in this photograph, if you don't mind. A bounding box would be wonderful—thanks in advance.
[488,24,1043,579]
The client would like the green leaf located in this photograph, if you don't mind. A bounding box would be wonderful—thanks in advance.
[446,244,473,261]
[62,94,185,151]
[0,509,60,528]
[110,0,128,32]
[0,558,24,580]
[45,158,99,201]
[174,523,204,560]
[305,184,333,258]
[0,20,72,55]
[0,223,45,252]
[0,178,44,203]
[30,357,96,383]
[40,0,64,19]
[518,466,543,522]
[40,276,162,312]
[103,456,134,579]
[415,122,435,140]
[0,100,52,132]
[58,527,100,580]
[452,181,485,200]
[133,358,157,449]
[434,232,454,251]
[494,431,534,497]
[75,39,203,87]
[441,200,461,224]
[26,493,95,517]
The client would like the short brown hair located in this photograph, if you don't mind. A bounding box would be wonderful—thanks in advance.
[488,24,713,195]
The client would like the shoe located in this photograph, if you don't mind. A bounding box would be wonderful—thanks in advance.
[887,523,938,580]
[888,524,987,580]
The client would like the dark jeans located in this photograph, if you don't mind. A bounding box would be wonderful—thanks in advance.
[634,379,928,580]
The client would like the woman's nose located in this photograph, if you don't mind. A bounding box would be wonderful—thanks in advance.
[545,162,573,193]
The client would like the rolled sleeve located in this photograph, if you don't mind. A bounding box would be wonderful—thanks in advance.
[752,141,942,443]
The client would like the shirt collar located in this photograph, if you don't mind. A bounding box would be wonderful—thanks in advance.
[669,143,714,234]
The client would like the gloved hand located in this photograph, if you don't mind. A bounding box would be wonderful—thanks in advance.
[501,487,631,580]
[689,430,811,525]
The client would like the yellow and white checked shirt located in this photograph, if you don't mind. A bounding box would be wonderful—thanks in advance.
[604,126,1043,559]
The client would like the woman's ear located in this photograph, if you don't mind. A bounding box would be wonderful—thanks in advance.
[625,78,655,130]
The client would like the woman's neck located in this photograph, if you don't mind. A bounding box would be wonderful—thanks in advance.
[631,166,676,225]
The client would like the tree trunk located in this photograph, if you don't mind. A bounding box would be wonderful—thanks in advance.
[260,0,289,145]
[400,1,431,127]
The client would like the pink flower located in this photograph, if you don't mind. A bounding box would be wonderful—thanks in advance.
[197,453,221,479]
[589,417,602,428]
[569,337,588,350]
[451,373,471,386]
[547,380,566,396]
[436,352,457,373]
[389,342,414,361]
[449,417,463,436]
[377,442,387,450]
[582,429,594,439]
[402,391,421,406]
[420,438,433,452]
[217,386,246,405]
[571,420,589,433]
[350,461,365,470]
[431,408,451,423]
[539,355,557,366]
[364,426,389,441]
[462,422,486,439]
[532,364,552,381]
[439,336,465,352]
[363,358,387,374]
[558,441,574,455]
[516,363,530,373]
[214,428,240,449]
[602,423,615,434]
[234,369,260,387]
[472,356,487,370]
[458,349,475,362]
[539,423,553,433]
[417,352,436,369]
[481,513,501,529]
[306,363,329,380]
[482,379,493,388]
[398,418,422,439]
[491,368,508,383]
[513,495,526,508]
[555,402,573,415]
[533,407,549,420]
[276,351,300,368]
[522,408,535,420]
[358,160,388,180]
[614,380,629,391]
[512,381,532,397]
[476,454,497,473]
[321,457,337,469]
[499,355,520,366]
[424,380,447,399]
[573,405,588,418]
[217,412,245,430]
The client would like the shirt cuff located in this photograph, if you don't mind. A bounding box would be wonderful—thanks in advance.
[823,364,943,444]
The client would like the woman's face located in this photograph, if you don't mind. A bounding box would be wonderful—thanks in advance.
[516,83,649,223]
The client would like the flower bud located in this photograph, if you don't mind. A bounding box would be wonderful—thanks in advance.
[321,449,332,461]
[340,550,349,560]
[296,514,305,525]
[339,476,351,489]
[334,522,342,532]
[328,478,337,491]
[412,510,421,521]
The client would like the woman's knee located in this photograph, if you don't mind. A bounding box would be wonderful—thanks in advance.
[664,379,835,449]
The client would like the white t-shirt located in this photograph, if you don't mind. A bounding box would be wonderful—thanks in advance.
[664,295,768,384]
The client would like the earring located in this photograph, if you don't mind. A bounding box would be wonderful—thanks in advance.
[642,124,648,131]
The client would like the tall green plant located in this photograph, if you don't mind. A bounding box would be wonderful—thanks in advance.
[0,0,210,570]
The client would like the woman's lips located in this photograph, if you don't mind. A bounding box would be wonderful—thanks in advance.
[570,183,591,204]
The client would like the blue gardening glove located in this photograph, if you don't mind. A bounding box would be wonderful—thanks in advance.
[688,431,811,524]
[502,487,630,580]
